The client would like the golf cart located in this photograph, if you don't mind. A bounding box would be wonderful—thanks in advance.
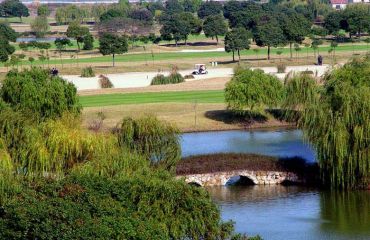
[192,64,208,75]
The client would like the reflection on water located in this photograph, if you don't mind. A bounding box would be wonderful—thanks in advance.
[181,129,316,162]
[208,186,370,240]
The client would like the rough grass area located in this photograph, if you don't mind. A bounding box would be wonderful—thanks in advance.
[176,153,313,176]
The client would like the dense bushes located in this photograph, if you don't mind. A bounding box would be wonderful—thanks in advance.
[0,173,230,240]
[80,66,95,77]
[151,68,185,85]
[0,67,81,120]
[225,68,284,113]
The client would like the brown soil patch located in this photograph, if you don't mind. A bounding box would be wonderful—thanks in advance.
[177,153,285,175]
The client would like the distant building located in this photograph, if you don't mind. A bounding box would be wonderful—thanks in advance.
[331,0,370,9]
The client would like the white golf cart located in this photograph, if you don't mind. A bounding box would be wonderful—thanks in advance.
[192,64,208,75]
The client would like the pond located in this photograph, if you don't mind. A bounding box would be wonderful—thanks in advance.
[181,129,316,162]
[180,129,370,240]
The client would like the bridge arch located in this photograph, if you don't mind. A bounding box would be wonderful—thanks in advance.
[225,174,257,186]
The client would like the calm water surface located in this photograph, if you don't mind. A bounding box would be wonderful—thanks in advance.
[181,129,315,162]
[180,129,370,240]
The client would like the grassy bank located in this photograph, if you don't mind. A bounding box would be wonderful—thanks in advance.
[80,90,224,107]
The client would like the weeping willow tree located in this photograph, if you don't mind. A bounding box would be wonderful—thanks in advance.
[284,58,370,189]
[225,68,284,114]
[117,116,181,172]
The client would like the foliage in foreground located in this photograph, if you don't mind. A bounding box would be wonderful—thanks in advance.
[0,67,81,120]
[0,173,231,240]
[284,57,370,188]
[117,116,181,172]
[225,68,284,113]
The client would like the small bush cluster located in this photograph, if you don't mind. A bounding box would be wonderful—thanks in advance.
[99,74,114,88]
[277,63,286,73]
[151,68,185,85]
[80,66,95,78]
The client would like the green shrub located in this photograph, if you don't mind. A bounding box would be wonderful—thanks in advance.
[80,66,95,77]
[167,72,184,83]
[99,74,114,88]
[151,70,184,85]
[277,63,286,73]
[117,116,181,171]
[0,67,81,120]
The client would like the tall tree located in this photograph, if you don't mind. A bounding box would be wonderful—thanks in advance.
[224,28,251,62]
[343,3,370,37]
[160,12,201,46]
[99,33,128,67]
[203,14,228,44]
[54,38,72,67]
[31,16,49,38]
[254,17,287,60]
[281,12,310,59]
[0,22,17,63]
[284,58,370,189]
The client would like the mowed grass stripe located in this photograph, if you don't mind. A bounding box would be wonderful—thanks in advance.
[80,90,225,107]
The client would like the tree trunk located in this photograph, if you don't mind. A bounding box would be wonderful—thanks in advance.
[216,35,219,44]
[267,46,271,60]
[112,54,115,67]
[290,42,293,59]
[175,40,178,47]
[238,50,241,62]
[232,51,235,62]
[77,42,81,52]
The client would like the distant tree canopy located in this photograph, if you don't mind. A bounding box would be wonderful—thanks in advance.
[160,12,201,45]
[284,57,370,189]
[37,4,50,17]
[66,21,90,51]
[99,33,128,66]
[0,67,81,120]
[197,0,223,19]
[0,0,29,20]
[203,14,228,43]
[225,68,284,113]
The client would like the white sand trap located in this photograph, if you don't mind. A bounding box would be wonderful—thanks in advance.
[62,65,330,91]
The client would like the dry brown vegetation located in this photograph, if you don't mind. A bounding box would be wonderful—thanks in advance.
[82,103,294,133]
[176,153,309,175]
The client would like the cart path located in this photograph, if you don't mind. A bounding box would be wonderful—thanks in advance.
[63,65,330,91]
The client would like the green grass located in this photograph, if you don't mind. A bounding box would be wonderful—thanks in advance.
[6,43,369,67]
[80,90,224,107]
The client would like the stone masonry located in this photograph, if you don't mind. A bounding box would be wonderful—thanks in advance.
[177,170,301,187]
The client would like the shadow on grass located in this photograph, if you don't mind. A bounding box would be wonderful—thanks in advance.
[205,110,268,127]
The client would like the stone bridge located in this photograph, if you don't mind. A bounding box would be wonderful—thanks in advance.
[177,170,301,187]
